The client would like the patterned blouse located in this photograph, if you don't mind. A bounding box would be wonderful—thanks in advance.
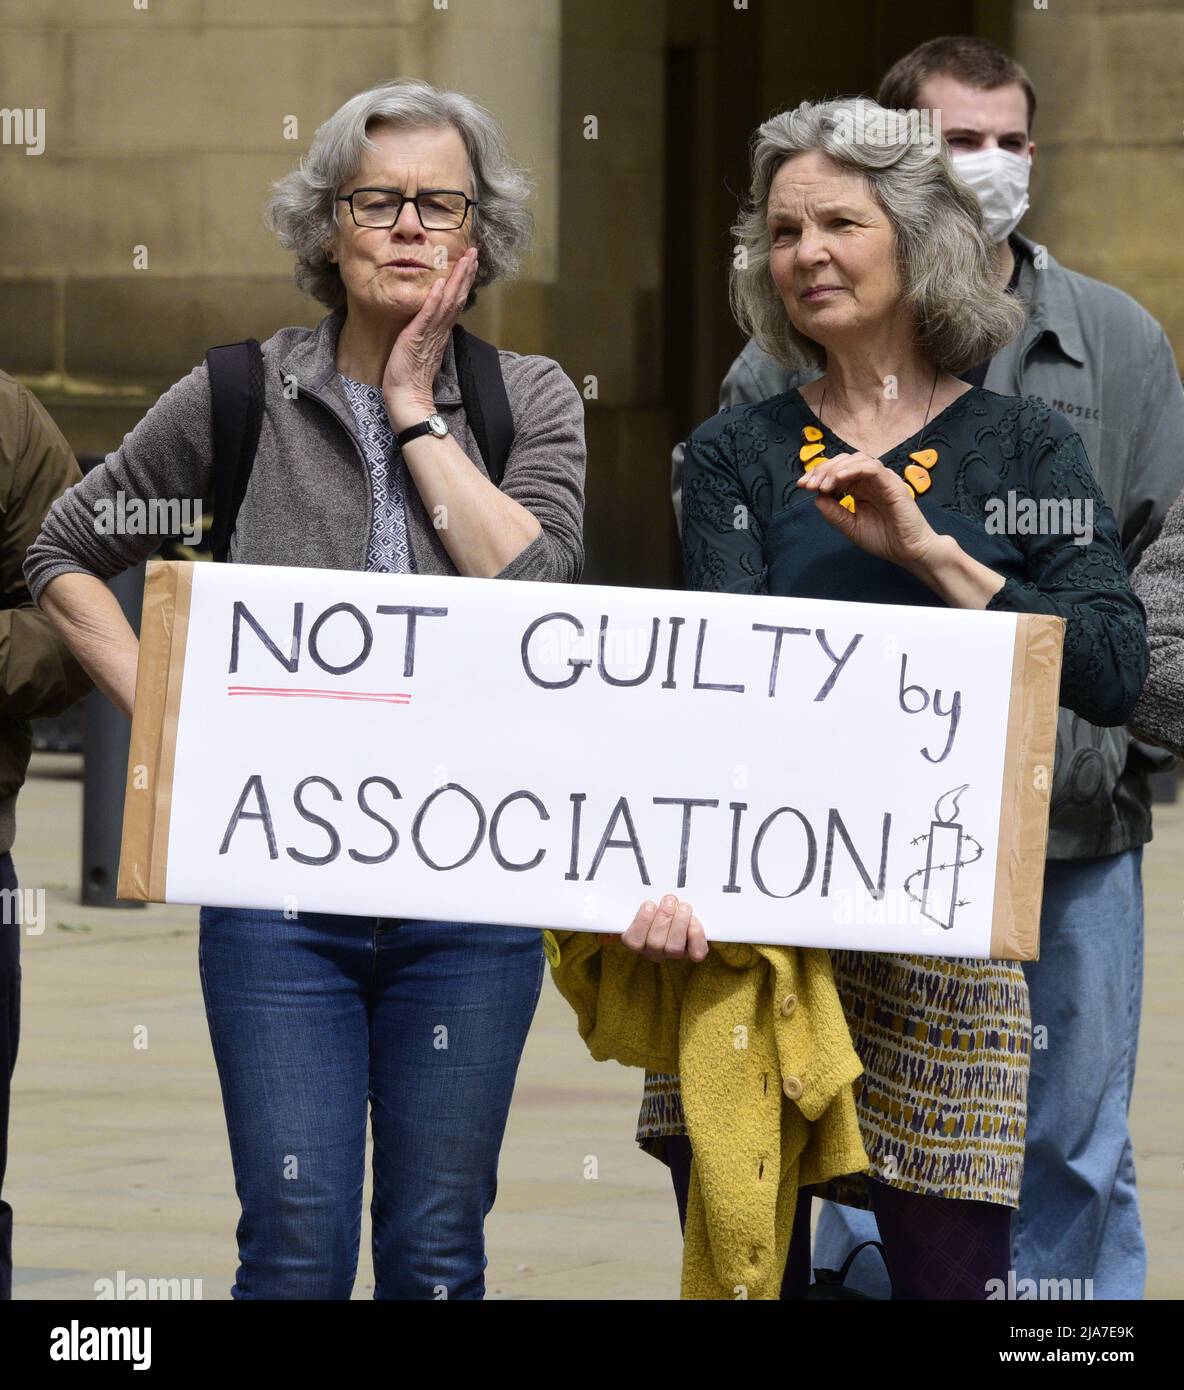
[338,373,418,574]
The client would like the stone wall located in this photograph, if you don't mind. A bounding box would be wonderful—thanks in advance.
[2,0,1179,589]
[0,0,560,454]
[1013,0,1184,355]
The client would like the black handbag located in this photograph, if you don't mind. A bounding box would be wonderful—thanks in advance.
[806,1239,892,1300]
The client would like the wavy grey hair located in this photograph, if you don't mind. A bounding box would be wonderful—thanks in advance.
[264,78,535,311]
[730,97,1026,373]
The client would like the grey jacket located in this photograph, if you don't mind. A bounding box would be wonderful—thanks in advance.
[672,233,1184,861]
[24,306,586,602]
[1129,487,1184,757]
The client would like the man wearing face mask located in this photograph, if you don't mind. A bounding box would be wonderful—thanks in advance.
[669,35,1184,1300]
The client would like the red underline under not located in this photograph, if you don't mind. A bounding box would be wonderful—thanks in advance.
[227,686,412,704]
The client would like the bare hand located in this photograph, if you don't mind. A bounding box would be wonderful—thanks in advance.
[382,246,479,418]
[797,450,941,573]
[619,895,709,963]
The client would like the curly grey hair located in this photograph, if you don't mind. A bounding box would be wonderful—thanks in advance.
[730,97,1026,373]
[264,78,535,311]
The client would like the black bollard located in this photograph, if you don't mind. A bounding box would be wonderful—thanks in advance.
[81,562,147,908]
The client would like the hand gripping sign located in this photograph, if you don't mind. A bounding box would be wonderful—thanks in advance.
[118,561,1062,959]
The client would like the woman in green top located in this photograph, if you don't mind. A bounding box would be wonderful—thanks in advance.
[622,97,1148,1299]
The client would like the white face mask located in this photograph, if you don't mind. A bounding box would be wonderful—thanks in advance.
[952,147,1032,243]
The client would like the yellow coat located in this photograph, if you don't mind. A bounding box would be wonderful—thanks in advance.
[547,931,869,1300]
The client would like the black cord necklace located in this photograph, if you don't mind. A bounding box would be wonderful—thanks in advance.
[799,366,943,509]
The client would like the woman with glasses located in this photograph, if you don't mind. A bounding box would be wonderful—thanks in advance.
[25,78,585,1299]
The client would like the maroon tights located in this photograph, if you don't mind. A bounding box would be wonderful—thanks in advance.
[664,1133,1013,1299]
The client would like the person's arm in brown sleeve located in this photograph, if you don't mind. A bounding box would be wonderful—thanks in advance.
[0,382,92,719]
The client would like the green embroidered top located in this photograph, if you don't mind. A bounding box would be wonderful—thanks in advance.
[680,385,1147,727]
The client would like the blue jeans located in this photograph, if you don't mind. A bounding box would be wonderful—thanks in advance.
[198,906,545,1300]
[813,848,1146,1299]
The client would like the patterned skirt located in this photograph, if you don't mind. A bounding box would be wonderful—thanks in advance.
[638,950,1031,1208]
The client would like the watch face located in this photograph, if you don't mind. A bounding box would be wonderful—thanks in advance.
[427,412,449,437]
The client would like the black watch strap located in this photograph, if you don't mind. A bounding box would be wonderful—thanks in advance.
[395,413,448,449]
[395,419,433,448]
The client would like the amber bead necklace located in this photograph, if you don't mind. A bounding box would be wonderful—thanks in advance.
[798,366,942,511]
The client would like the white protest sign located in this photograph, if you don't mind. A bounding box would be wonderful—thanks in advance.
[119,561,1062,958]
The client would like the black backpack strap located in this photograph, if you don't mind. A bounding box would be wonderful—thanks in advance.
[206,339,264,563]
[451,323,515,487]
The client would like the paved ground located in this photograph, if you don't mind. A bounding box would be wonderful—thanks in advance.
[7,753,1182,1299]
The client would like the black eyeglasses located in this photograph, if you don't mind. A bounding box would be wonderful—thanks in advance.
[336,187,477,231]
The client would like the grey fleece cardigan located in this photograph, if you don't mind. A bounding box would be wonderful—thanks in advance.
[1129,488,1184,757]
[23,306,586,601]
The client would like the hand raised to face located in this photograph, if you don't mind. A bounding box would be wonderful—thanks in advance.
[382,246,480,420]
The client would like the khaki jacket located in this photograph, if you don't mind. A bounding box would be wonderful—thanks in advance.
[0,371,92,853]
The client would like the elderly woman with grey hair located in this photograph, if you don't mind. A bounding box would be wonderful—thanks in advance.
[24,78,584,1300]
[614,97,1146,1298]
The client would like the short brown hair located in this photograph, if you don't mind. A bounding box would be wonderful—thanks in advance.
[877,36,1036,136]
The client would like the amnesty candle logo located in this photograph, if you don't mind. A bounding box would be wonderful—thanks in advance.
[904,784,983,932]
[49,1320,152,1370]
